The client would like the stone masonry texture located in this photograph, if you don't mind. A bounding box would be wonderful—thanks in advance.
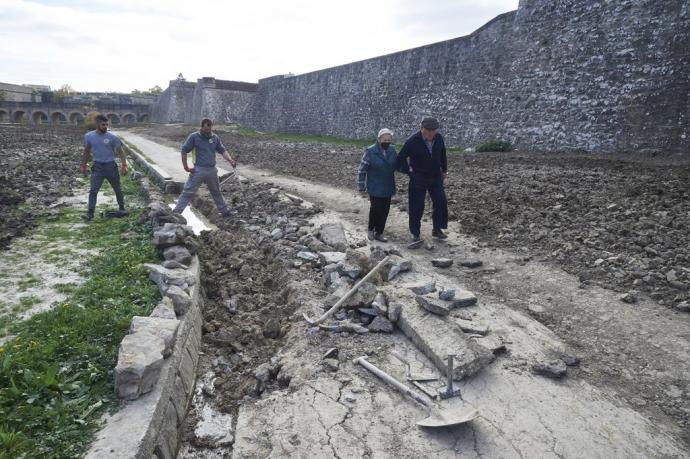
[152,0,689,153]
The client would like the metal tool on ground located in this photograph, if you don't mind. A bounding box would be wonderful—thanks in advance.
[438,354,462,400]
[219,166,243,191]
[303,256,390,325]
[391,351,438,381]
[354,356,478,428]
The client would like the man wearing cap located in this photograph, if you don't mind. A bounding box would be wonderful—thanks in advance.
[173,118,238,217]
[397,117,449,247]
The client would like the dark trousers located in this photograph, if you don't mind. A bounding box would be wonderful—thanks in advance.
[368,196,392,234]
[408,173,448,237]
[88,161,124,216]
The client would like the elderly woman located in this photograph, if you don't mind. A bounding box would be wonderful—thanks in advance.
[357,128,398,242]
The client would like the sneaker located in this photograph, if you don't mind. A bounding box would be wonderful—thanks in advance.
[222,208,238,218]
[432,229,448,240]
[407,235,423,249]
[367,230,375,240]
[374,233,388,242]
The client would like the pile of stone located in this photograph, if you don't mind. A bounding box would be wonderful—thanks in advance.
[113,203,199,400]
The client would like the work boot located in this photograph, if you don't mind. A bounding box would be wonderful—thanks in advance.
[407,234,423,249]
[367,230,375,241]
[374,233,388,242]
[432,229,448,240]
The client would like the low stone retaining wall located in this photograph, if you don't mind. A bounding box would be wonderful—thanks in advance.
[86,153,203,458]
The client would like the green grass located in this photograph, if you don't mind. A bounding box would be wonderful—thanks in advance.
[16,275,41,292]
[0,174,160,458]
[476,139,513,152]
[230,124,373,148]
[18,296,42,308]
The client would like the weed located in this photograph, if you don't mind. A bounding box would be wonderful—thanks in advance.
[16,274,41,292]
[476,139,513,152]
[18,296,42,308]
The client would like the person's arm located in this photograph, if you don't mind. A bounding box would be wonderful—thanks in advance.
[181,134,195,173]
[440,137,447,180]
[119,146,128,174]
[80,137,91,174]
[216,135,237,168]
[396,139,411,174]
[357,150,369,194]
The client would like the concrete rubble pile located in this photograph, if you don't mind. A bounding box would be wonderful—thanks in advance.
[113,203,198,400]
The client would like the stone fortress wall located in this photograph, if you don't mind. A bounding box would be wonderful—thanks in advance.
[152,0,689,153]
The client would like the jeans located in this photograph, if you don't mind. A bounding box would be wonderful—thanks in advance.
[173,165,228,213]
[88,161,124,216]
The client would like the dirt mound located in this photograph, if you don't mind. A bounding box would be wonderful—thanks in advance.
[0,125,85,247]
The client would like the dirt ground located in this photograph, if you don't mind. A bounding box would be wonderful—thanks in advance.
[0,125,85,247]
[119,126,690,457]
[4,125,689,456]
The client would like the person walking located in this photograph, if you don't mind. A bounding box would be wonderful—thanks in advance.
[357,128,398,242]
[80,114,128,221]
[173,118,238,217]
[397,117,449,248]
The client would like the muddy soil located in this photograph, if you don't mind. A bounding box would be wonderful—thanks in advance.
[131,124,690,311]
[0,125,85,247]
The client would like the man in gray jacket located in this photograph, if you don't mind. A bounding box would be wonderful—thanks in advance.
[173,118,238,217]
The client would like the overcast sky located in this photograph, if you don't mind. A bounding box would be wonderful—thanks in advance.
[0,0,518,93]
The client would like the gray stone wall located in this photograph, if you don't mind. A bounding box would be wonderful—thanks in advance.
[0,81,39,102]
[152,0,689,153]
[152,80,196,123]
[186,78,257,124]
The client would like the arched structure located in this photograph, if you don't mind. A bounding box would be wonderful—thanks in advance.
[69,112,85,124]
[13,111,27,123]
[0,110,8,123]
[122,113,136,124]
[138,114,149,123]
[32,111,48,124]
[51,111,67,124]
[107,113,121,124]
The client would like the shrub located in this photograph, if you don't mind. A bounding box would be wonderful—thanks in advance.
[84,111,101,131]
[476,139,513,152]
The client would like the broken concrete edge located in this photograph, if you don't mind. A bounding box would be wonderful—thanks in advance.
[86,232,202,459]
[122,142,179,194]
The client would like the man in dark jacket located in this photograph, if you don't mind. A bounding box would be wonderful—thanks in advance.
[397,117,448,248]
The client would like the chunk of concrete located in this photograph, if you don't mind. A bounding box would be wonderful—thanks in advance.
[416,295,451,316]
[396,302,493,380]
[319,251,347,265]
[367,316,394,333]
[404,281,436,295]
[450,288,478,308]
[163,245,192,266]
[129,316,179,357]
[165,285,192,316]
[431,258,453,268]
[532,360,567,379]
[144,263,196,292]
[150,297,177,319]
[319,223,347,251]
[152,223,194,248]
[114,333,165,400]
[454,319,489,336]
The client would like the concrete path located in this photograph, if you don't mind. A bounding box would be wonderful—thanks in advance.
[121,133,689,459]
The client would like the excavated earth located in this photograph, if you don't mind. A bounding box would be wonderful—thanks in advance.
[0,125,85,247]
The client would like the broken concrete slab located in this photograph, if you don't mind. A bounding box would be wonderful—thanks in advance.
[454,318,489,336]
[319,223,348,251]
[416,294,451,316]
[450,288,478,307]
[193,404,234,447]
[150,297,177,320]
[165,285,192,316]
[396,301,493,380]
[114,333,165,400]
[460,259,483,268]
[439,288,455,301]
[144,263,196,292]
[129,316,180,357]
[471,335,507,354]
[367,316,394,333]
[404,280,436,295]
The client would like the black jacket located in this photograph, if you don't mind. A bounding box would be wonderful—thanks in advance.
[397,131,447,177]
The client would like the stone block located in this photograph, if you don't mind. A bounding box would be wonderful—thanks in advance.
[114,333,165,400]
[129,316,180,357]
[319,223,347,251]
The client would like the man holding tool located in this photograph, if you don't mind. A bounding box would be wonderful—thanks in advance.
[80,114,128,222]
[173,118,238,217]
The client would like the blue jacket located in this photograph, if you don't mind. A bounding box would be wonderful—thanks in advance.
[357,144,398,198]
[397,131,447,177]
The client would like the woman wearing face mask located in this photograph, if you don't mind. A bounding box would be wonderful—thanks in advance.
[357,128,398,242]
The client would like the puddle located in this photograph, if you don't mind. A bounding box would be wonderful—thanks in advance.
[168,204,215,235]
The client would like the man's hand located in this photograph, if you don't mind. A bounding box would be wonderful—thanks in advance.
[80,163,88,175]
[184,165,195,174]
[121,162,129,175]
[442,172,447,182]
[228,158,237,168]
